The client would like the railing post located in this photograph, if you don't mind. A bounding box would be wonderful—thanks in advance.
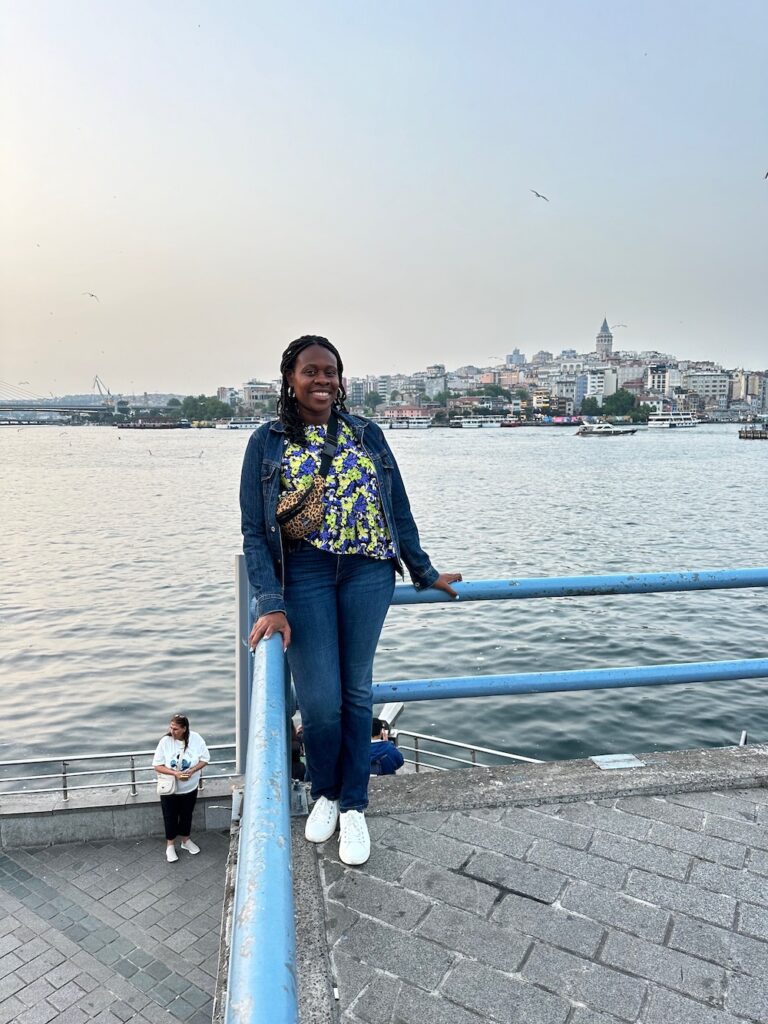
[129,756,137,796]
[235,554,251,775]
[61,761,69,801]
[226,635,297,1024]
[471,748,477,766]
[414,735,420,773]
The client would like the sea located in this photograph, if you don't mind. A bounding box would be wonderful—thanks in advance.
[1,422,767,764]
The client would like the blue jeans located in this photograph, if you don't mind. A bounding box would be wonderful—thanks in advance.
[284,544,396,812]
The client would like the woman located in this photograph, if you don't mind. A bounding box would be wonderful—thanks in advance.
[153,713,210,863]
[240,335,461,866]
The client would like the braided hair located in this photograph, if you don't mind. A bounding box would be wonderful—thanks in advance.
[277,335,349,444]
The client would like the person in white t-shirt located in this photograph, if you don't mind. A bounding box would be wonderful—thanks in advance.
[153,714,210,863]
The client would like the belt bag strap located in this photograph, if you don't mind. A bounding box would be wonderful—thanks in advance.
[317,410,340,478]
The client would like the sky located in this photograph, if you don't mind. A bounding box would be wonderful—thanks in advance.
[1,0,766,398]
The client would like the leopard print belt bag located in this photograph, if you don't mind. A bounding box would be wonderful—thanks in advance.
[275,411,339,541]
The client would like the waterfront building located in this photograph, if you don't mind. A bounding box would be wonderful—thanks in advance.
[595,319,613,359]
[241,380,277,408]
[584,366,618,404]
[682,369,730,409]
[217,386,239,408]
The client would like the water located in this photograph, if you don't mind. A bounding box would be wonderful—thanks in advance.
[2,423,767,762]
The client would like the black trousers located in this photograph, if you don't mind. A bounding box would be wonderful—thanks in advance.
[160,789,198,840]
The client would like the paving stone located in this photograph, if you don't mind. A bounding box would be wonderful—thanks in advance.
[323,843,415,884]
[645,820,746,868]
[492,891,604,956]
[739,901,768,942]
[417,903,531,972]
[336,917,454,991]
[522,942,646,1022]
[601,929,725,1004]
[47,1008,88,1024]
[442,958,568,1024]
[0,937,20,960]
[107,1000,135,1022]
[389,812,451,832]
[15,1003,58,1024]
[377,821,473,869]
[568,1009,626,1024]
[0,996,24,1024]
[332,948,376,1013]
[669,790,758,821]
[73,987,114,1016]
[347,975,403,1024]
[529,839,629,890]
[624,869,737,928]
[705,815,768,851]
[560,879,670,943]
[590,830,691,880]
[464,850,565,903]
[440,813,531,858]
[17,976,55,1008]
[501,807,593,850]
[145,960,172,981]
[324,901,359,948]
[401,859,498,917]
[47,980,87,1011]
[644,986,743,1024]
[669,915,768,977]
[690,859,768,907]
[554,802,651,841]
[726,971,768,1022]
[616,794,708,830]
[329,871,431,930]
[0,952,23,980]
[0,973,24,1002]
[749,847,768,877]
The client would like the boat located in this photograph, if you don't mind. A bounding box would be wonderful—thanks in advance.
[647,412,699,429]
[449,417,503,428]
[576,422,637,437]
[377,415,433,429]
[225,417,268,430]
[500,420,525,427]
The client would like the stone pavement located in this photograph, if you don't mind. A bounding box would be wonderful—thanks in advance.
[302,746,768,1024]
[0,830,229,1024]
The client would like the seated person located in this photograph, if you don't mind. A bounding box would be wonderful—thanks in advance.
[370,718,404,776]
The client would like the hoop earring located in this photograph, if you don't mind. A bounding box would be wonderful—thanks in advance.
[287,386,295,398]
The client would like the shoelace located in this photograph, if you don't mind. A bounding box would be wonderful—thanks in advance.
[344,813,366,842]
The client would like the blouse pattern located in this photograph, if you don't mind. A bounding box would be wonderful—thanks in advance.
[281,422,396,559]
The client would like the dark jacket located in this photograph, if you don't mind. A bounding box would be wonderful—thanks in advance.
[370,739,405,775]
[239,412,439,618]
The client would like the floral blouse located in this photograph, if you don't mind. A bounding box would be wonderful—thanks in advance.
[281,422,396,559]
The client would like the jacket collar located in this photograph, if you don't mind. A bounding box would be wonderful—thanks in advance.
[268,410,368,441]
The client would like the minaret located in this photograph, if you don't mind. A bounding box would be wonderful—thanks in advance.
[596,318,613,360]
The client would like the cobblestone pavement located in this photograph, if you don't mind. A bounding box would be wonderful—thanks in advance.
[0,831,228,1024]
[318,787,768,1024]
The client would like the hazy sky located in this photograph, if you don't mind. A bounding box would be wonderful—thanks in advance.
[2,0,766,397]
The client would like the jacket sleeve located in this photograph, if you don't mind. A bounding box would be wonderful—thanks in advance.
[383,741,405,772]
[376,426,439,591]
[239,429,286,618]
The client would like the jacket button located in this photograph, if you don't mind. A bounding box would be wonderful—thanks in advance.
[271,526,276,532]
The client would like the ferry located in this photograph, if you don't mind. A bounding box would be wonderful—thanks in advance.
[377,415,433,429]
[647,412,699,429]
[217,418,266,430]
[449,417,503,428]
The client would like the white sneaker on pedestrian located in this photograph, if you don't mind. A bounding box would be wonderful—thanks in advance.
[181,839,200,855]
[305,797,339,843]
[339,810,370,866]
[166,846,178,863]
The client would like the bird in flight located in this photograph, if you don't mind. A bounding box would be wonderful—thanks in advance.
[611,324,628,329]
[764,170,767,179]
[530,190,549,201]
[18,380,30,384]
[83,292,100,302]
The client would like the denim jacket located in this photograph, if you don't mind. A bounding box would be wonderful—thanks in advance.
[239,412,439,618]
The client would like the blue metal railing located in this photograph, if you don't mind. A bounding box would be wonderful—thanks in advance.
[225,563,768,1024]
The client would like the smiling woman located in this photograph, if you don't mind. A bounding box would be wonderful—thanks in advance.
[239,335,462,867]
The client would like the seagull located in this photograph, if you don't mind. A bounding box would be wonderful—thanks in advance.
[530,189,549,201]
[18,380,30,384]
[764,170,768,179]
[611,324,628,329]
[82,292,100,302]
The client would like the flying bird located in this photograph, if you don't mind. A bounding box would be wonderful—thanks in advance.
[530,190,549,201]
[82,292,100,302]
[611,324,628,329]
[18,380,30,384]
[764,170,768,179]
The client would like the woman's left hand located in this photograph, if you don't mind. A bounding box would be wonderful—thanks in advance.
[430,572,463,599]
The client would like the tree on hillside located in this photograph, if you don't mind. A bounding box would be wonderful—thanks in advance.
[580,397,601,416]
[363,393,383,411]
[181,395,235,420]
[602,389,636,417]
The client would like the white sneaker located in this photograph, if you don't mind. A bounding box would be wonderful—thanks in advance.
[339,810,370,866]
[166,846,178,863]
[305,797,339,843]
[181,839,200,855]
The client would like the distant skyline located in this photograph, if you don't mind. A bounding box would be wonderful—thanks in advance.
[2,1,766,396]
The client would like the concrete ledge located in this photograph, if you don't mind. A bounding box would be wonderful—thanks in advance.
[366,743,768,815]
[0,776,242,848]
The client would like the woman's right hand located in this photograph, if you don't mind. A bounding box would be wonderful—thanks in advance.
[249,612,291,652]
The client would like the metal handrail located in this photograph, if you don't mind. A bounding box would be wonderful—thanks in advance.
[0,742,235,769]
[229,560,768,1024]
[397,745,494,768]
[395,729,543,764]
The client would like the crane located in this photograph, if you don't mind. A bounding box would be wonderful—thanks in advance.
[92,375,115,408]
